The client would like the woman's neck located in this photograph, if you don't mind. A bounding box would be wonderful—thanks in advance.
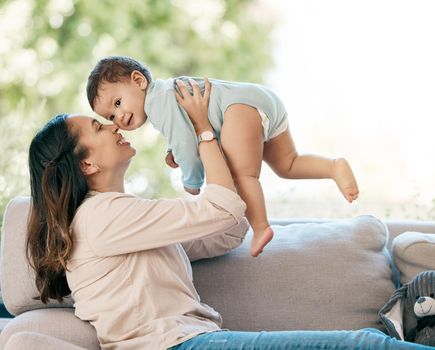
[87,170,126,193]
[90,182,125,193]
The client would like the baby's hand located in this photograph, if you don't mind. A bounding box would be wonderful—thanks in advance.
[184,186,200,195]
[165,150,179,168]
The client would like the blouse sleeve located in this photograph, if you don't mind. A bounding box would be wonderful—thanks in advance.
[181,217,249,262]
[83,184,246,257]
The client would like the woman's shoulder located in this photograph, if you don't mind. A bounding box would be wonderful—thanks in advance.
[86,190,136,200]
[74,191,139,220]
[85,190,135,203]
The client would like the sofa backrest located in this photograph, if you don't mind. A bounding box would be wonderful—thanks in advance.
[270,218,435,251]
[1,196,435,331]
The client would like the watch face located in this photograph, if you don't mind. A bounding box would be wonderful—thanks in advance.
[200,131,214,141]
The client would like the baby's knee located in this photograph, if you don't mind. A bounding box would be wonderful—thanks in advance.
[233,171,260,184]
[275,151,298,178]
[288,150,299,163]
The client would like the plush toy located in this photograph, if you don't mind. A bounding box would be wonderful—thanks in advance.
[379,270,435,346]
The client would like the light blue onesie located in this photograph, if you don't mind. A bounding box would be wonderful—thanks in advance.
[144,77,288,190]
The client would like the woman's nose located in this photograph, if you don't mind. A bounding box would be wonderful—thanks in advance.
[109,124,119,133]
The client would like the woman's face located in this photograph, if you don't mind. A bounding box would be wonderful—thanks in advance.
[67,115,136,175]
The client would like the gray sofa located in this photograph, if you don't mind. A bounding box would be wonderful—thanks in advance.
[1,196,435,349]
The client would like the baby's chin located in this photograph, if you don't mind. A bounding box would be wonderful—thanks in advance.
[130,115,147,130]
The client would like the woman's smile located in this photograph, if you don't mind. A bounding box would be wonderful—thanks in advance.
[116,133,130,146]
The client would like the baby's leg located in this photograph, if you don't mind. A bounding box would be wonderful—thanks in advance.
[221,104,273,257]
[263,128,359,202]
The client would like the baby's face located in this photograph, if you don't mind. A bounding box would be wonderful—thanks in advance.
[93,78,147,131]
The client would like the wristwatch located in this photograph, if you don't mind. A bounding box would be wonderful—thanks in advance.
[198,130,216,143]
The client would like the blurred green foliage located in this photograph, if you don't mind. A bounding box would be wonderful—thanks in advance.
[0,0,274,226]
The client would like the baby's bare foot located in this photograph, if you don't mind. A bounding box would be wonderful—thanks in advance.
[332,158,359,203]
[251,226,274,257]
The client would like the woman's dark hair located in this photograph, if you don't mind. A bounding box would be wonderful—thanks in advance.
[27,114,88,303]
[86,55,152,110]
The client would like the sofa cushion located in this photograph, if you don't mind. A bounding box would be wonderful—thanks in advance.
[192,215,396,331]
[392,231,435,284]
[0,197,74,315]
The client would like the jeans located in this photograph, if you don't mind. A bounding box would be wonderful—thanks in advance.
[169,328,434,350]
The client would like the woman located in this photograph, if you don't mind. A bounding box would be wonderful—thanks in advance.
[27,78,432,350]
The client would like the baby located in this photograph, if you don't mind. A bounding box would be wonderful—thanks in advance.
[86,56,359,257]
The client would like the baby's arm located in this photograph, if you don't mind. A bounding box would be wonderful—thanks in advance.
[165,149,201,195]
[169,111,208,195]
[170,77,210,194]
[174,145,205,195]
[165,148,201,195]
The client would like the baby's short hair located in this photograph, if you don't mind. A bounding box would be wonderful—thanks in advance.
[87,56,152,109]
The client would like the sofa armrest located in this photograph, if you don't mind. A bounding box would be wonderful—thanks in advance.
[0,308,100,350]
[4,331,87,350]
[0,197,74,316]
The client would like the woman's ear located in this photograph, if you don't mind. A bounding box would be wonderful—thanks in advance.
[131,70,148,90]
[80,160,100,176]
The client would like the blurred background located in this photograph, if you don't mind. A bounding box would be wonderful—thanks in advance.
[1,0,435,227]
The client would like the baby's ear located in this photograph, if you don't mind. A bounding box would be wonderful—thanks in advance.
[131,70,148,90]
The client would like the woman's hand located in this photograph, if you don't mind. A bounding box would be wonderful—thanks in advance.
[175,77,212,134]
